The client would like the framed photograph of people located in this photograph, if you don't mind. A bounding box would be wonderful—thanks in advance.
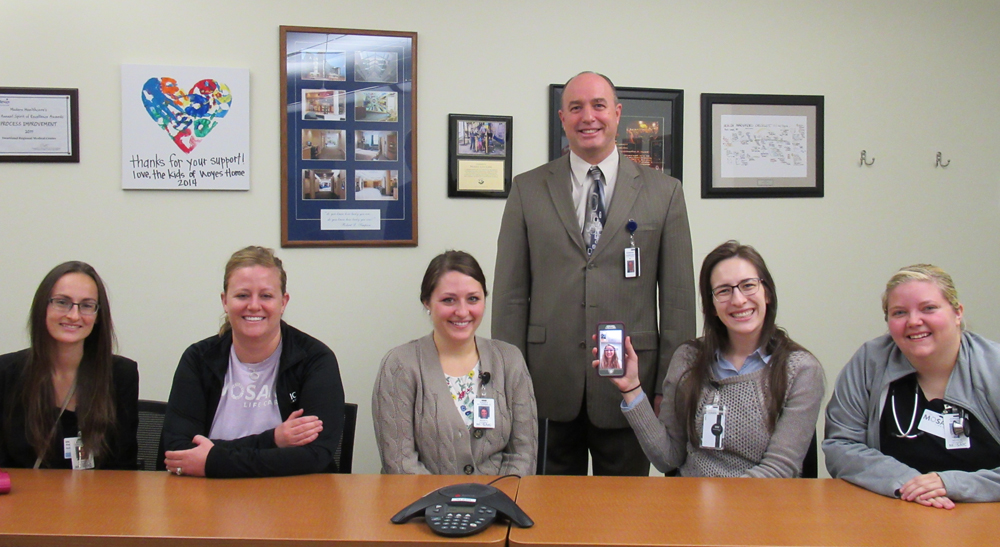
[0,87,80,162]
[700,93,824,199]
[280,26,417,247]
[448,114,513,198]
[548,85,683,181]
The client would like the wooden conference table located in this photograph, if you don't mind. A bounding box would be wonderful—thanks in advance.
[509,475,999,547]
[0,469,515,546]
[2,470,998,547]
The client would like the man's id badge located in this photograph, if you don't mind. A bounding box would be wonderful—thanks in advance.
[473,398,495,429]
[624,247,640,278]
[65,437,95,470]
[700,404,726,450]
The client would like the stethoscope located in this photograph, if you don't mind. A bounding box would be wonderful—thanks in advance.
[945,403,972,437]
[891,382,922,439]
[891,382,971,439]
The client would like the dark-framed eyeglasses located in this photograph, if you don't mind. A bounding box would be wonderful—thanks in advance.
[48,297,99,316]
[711,278,763,303]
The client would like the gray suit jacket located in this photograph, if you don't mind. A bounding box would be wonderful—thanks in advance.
[493,154,695,428]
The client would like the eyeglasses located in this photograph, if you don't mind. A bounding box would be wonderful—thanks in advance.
[711,278,763,303]
[48,297,99,316]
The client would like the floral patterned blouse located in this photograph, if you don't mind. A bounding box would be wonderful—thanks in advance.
[445,361,481,429]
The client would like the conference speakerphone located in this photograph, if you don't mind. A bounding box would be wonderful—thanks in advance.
[391,482,533,537]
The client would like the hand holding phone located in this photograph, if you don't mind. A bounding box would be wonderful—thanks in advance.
[592,331,643,401]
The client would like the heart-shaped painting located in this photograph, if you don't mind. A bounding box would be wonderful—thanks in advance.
[141,77,232,153]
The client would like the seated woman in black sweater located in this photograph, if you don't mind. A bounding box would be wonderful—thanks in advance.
[1,261,138,470]
[161,246,345,477]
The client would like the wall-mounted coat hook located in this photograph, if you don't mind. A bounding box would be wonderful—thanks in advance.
[936,152,951,167]
[860,150,875,166]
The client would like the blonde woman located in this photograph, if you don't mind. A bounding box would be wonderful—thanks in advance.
[825,264,1000,509]
[162,246,345,478]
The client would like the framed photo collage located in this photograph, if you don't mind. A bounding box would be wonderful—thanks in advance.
[281,27,417,246]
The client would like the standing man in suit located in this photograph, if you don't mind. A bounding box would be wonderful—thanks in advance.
[492,72,695,475]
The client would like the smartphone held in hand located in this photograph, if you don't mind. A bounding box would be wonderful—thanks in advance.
[596,322,625,377]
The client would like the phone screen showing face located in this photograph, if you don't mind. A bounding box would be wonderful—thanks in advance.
[596,323,625,377]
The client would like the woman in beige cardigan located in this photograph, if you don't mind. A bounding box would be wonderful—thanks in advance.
[373,251,537,475]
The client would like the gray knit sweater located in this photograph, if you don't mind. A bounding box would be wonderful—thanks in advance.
[372,334,537,475]
[624,342,824,477]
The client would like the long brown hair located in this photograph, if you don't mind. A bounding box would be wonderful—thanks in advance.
[677,241,804,439]
[11,261,118,465]
[601,345,620,369]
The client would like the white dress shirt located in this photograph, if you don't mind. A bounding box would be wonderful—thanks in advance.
[569,147,619,231]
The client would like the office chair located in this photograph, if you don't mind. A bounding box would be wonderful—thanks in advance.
[334,403,358,473]
[535,417,549,475]
[136,400,167,471]
[801,431,819,478]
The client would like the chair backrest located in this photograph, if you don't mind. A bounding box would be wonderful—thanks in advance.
[801,431,819,478]
[333,403,358,473]
[536,417,549,475]
[136,400,167,471]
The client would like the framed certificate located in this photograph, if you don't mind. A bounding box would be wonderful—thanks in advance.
[448,114,512,198]
[0,87,79,162]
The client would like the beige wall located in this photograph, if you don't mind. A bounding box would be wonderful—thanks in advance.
[1,0,998,475]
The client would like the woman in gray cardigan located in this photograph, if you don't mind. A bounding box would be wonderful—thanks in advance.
[597,241,825,477]
[373,251,537,475]
[825,264,1000,509]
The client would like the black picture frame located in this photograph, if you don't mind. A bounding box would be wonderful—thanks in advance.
[0,87,79,163]
[549,85,683,181]
[701,93,824,199]
[280,26,417,247]
[447,114,512,198]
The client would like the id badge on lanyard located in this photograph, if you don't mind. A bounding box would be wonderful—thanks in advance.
[65,434,95,470]
[624,219,640,279]
[943,405,971,450]
[700,404,726,450]
[473,398,496,429]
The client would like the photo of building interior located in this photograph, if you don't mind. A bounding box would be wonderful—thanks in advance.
[298,50,346,81]
[354,130,397,161]
[302,129,346,160]
[302,89,346,121]
[355,91,398,122]
[354,51,398,83]
[354,170,398,200]
[302,169,346,200]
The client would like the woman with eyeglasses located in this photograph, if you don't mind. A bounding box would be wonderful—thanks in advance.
[0,262,138,469]
[825,264,1000,509]
[596,240,824,477]
[161,246,345,478]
